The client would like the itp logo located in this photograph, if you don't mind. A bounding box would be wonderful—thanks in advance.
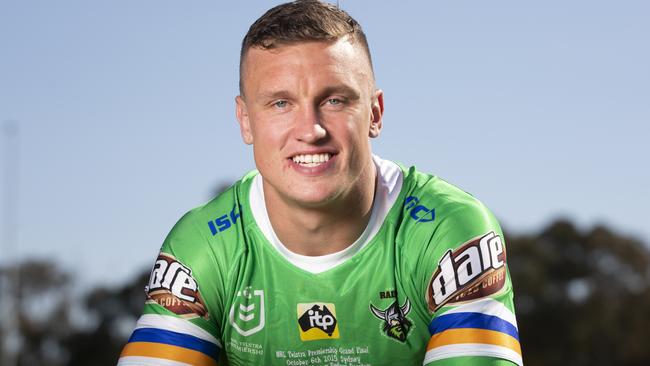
[297,303,340,341]
[404,196,435,223]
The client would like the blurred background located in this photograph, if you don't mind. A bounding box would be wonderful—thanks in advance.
[1,0,648,365]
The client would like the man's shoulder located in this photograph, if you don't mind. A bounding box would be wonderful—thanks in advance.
[192,169,257,219]
[160,171,258,260]
[181,169,258,227]
[400,163,494,221]
[394,162,503,253]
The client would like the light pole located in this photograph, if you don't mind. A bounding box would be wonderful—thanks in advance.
[1,119,19,366]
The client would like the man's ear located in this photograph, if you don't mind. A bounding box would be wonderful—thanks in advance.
[236,95,253,145]
[369,89,384,138]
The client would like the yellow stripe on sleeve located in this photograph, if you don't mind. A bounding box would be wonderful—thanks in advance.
[427,328,522,356]
[120,341,218,366]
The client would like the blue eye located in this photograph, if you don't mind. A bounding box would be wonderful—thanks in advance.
[328,98,341,105]
[274,100,288,108]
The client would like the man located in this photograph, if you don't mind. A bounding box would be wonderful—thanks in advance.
[118,1,522,365]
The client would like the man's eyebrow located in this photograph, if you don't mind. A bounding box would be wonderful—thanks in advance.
[256,90,292,100]
[255,85,361,101]
[317,85,361,100]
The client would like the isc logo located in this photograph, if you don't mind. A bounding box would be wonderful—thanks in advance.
[404,196,435,223]
[297,303,340,341]
[207,204,241,235]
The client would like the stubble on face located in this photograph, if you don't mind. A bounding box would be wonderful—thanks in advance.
[237,37,381,211]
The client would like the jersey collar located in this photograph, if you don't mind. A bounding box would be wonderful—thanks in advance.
[249,155,403,274]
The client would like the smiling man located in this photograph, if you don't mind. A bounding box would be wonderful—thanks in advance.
[118,1,522,365]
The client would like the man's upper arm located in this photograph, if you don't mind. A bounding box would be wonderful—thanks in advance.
[118,211,224,366]
[417,202,522,366]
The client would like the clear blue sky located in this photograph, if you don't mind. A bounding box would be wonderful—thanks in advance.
[1,0,648,287]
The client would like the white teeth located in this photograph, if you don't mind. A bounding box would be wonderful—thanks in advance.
[292,153,331,166]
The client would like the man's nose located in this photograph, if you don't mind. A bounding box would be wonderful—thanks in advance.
[294,105,327,143]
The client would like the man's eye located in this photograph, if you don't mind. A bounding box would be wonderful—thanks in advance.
[274,100,288,108]
[327,98,342,105]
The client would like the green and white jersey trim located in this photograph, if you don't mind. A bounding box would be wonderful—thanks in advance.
[249,155,403,274]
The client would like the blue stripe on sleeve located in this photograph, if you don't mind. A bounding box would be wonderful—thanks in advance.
[128,327,220,359]
[428,312,519,341]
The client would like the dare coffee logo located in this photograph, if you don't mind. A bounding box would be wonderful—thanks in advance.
[145,253,208,319]
[427,231,507,312]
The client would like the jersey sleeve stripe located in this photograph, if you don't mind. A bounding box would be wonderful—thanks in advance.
[423,344,523,366]
[441,298,518,328]
[428,312,519,341]
[127,328,220,358]
[119,341,218,366]
[426,328,521,355]
[136,314,221,346]
[118,355,207,366]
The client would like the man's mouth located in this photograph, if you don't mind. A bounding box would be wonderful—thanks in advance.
[291,153,332,167]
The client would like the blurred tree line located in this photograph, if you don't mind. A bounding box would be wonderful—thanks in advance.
[0,219,649,365]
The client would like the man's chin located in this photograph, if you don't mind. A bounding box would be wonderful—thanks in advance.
[288,193,339,209]
[283,187,342,209]
[263,176,345,209]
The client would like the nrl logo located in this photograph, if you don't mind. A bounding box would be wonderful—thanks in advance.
[229,287,265,336]
[369,298,412,342]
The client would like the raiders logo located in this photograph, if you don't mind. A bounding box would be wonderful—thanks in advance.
[370,298,412,342]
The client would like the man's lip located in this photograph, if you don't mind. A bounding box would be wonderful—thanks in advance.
[287,153,337,174]
[286,149,338,158]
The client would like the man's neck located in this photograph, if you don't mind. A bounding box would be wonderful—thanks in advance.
[263,163,377,257]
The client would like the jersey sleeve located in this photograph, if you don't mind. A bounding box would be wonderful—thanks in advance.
[117,210,224,366]
[416,199,522,366]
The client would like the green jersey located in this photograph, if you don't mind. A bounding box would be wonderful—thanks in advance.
[118,157,522,366]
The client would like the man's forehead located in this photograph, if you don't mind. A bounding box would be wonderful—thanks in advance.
[241,38,374,93]
[244,37,364,63]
